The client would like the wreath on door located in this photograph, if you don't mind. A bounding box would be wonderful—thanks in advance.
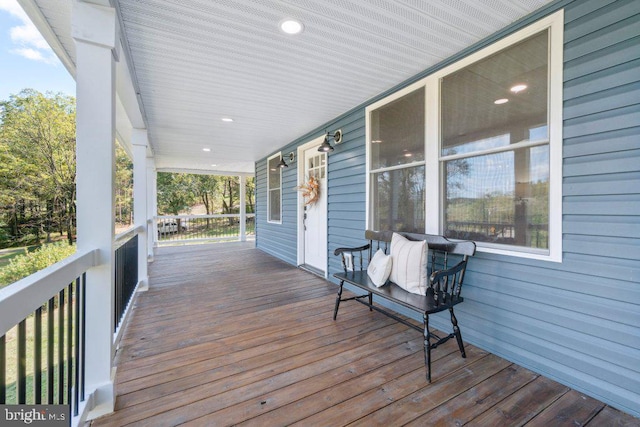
[296,176,320,206]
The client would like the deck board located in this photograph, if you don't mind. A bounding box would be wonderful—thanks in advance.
[91,243,640,426]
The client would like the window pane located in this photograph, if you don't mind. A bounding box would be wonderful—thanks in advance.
[268,157,281,189]
[441,31,548,156]
[443,145,549,249]
[372,166,425,233]
[370,87,425,169]
[269,189,281,222]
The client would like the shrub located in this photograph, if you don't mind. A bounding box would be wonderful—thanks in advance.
[0,242,76,287]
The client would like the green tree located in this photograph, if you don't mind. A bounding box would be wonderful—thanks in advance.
[221,176,238,215]
[194,174,220,215]
[245,177,255,213]
[0,89,76,246]
[156,172,198,215]
[115,142,133,228]
[156,173,255,216]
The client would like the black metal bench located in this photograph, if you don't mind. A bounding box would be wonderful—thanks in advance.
[333,230,476,382]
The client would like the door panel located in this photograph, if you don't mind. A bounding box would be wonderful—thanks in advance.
[303,147,327,272]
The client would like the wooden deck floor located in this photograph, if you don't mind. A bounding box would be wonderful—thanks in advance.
[92,243,639,426]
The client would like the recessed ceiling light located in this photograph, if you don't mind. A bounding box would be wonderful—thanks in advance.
[494,98,509,105]
[221,117,234,122]
[211,164,217,167]
[202,148,211,152]
[510,84,527,93]
[279,19,304,35]
[371,139,383,144]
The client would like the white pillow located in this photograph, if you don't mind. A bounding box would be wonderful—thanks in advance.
[367,249,392,287]
[389,233,428,295]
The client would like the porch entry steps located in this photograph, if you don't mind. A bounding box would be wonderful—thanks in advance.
[89,243,639,426]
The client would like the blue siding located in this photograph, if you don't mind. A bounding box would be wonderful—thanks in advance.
[255,150,298,264]
[256,0,640,417]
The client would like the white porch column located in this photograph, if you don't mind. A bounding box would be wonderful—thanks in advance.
[132,129,149,291]
[73,2,118,419]
[147,162,157,260]
[240,175,246,241]
[149,167,158,251]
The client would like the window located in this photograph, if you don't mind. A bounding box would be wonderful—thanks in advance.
[369,87,425,233]
[441,30,551,252]
[366,11,563,261]
[267,153,282,223]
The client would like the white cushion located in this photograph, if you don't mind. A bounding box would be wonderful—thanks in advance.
[367,249,392,287]
[389,233,428,295]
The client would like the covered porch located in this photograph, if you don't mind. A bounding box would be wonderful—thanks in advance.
[0,0,638,425]
[90,243,634,426]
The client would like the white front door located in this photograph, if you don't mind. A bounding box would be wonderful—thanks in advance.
[302,146,328,273]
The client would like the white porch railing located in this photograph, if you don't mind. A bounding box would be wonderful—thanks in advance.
[155,214,255,245]
[0,228,145,425]
[113,227,143,340]
[0,249,97,418]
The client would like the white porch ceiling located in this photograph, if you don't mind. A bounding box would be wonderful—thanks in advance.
[25,0,554,174]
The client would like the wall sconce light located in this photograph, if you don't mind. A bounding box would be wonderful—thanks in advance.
[317,129,342,153]
[277,151,295,168]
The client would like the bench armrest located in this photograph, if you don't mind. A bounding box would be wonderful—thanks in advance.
[429,259,468,297]
[334,244,370,256]
[334,244,370,273]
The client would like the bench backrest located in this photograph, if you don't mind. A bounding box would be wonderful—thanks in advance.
[365,230,476,256]
[364,230,476,297]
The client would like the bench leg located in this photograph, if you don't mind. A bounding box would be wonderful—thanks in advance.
[368,292,373,311]
[333,281,344,320]
[449,307,466,358]
[423,312,432,383]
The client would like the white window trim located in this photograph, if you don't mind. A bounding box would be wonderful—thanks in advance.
[267,152,282,224]
[365,10,564,262]
[365,79,427,233]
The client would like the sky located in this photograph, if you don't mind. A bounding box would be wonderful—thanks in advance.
[0,0,75,101]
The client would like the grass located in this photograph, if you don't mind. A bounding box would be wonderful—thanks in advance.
[0,246,38,269]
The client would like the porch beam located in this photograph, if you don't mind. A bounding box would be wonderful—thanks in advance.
[72,1,117,420]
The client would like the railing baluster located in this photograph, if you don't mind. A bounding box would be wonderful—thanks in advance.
[127,236,138,306]
[74,277,81,416]
[0,334,5,403]
[58,289,65,404]
[66,282,73,406]
[47,297,54,403]
[81,273,86,401]
[114,248,118,332]
[17,319,26,404]
[35,307,43,403]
